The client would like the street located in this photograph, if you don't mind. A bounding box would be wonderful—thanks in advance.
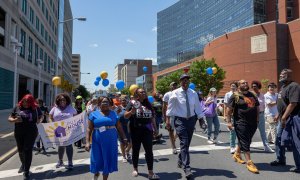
[0,118,298,180]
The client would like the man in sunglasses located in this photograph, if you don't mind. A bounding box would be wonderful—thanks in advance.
[166,74,204,178]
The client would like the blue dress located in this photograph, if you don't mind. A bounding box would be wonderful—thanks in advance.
[89,110,119,175]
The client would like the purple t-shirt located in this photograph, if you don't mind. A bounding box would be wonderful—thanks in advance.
[49,105,77,122]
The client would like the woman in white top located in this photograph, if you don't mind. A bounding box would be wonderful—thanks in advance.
[205,87,220,144]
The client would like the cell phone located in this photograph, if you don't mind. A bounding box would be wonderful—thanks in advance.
[11,112,18,117]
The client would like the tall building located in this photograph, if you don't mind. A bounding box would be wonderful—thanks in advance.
[113,64,124,85]
[71,54,80,86]
[0,0,59,109]
[157,0,275,70]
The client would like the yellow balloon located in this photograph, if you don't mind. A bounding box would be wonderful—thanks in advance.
[129,84,139,95]
[212,67,218,74]
[52,76,61,86]
[100,71,108,79]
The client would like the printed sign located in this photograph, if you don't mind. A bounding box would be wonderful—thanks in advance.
[251,34,267,54]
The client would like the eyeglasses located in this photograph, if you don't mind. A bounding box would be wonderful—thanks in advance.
[138,91,146,94]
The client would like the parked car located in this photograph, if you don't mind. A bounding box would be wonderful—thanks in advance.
[216,97,224,116]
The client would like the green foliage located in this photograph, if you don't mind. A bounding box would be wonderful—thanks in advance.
[189,58,226,96]
[155,70,182,95]
[121,87,130,96]
[73,85,90,100]
[261,79,269,93]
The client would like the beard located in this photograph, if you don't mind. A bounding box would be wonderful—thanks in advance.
[279,76,288,84]
[240,86,249,92]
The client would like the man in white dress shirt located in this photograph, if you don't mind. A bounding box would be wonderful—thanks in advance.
[166,74,205,178]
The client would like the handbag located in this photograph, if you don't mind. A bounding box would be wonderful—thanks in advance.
[203,103,216,117]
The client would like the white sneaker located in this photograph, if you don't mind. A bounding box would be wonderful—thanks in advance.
[122,157,128,163]
[264,145,274,153]
[213,138,219,144]
[207,139,214,144]
[230,147,236,154]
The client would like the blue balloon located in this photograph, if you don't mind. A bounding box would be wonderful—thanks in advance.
[148,96,154,103]
[116,80,125,90]
[102,79,109,87]
[189,83,196,90]
[206,67,213,75]
[96,76,101,81]
[143,66,148,72]
[94,80,99,86]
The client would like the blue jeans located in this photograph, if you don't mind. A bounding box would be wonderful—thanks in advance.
[275,118,300,168]
[258,112,268,146]
[206,115,220,139]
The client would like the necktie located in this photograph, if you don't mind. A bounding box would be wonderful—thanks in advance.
[185,90,191,118]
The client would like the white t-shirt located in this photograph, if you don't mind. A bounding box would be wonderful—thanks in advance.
[264,92,278,117]
[224,91,233,105]
[163,91,172,103]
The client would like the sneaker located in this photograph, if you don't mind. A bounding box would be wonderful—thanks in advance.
[264,145,274,153]
[126,153,132,160]
[65,164,74,170]
[247,160,259,174]
[232,152,245,164]
[289,167,300,173]
[18,165,24,173]
[270,160,286,166]
[23,172,30,180]
[230,147,236,154]
[185,169,193,178]
[172,148,177,154]
[213,138,219,144]
[56,160,64,168]
[122,157,128,163]
[207,139,214,144]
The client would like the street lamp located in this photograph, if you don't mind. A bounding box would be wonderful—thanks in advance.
[37,59,43,99]
[55,17,87,97]
[11,40,23,106]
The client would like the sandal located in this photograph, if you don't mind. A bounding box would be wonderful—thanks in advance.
[132,170,138,177]
[148,173,160,180]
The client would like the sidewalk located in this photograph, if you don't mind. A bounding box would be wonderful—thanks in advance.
[0,109,17,165]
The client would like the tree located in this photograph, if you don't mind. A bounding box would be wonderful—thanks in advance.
[72,85,90,100]
[261,79,269,93]
[155,70,182,95]
[189,58,226,96]
[121,87,130,96]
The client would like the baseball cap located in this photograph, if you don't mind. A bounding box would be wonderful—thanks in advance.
[180,74,190,80]
[169,82,178,86]
[209,87,217,92]
[76,95,83,100]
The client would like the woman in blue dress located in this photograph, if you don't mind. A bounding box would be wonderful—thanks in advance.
[85,96,127,180]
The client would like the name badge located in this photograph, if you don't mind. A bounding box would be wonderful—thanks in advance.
[99,126,106,133]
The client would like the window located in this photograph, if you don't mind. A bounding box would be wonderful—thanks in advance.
[45,30,48,42]
[34,43,39,66]
[287,7,293,19]
[42,0,45,14]
[41,24,44,37]
[46,9,48,20]
[0,8,5,47]
[39,48,43,64]
[48,56,50,73]
[35,16,39,31]
[22,0,27,15]
[37,0,41,6]
[20,29,26,58]
[29,7,34,24]
[43,52,47,71]
[28,36,33,62]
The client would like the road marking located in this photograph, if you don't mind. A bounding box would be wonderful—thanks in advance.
[0,132,14,139]
[0,141,268,179]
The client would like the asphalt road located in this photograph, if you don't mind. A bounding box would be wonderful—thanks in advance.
[0,117,299,180]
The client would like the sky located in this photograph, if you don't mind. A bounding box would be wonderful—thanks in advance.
[71,0,178,92]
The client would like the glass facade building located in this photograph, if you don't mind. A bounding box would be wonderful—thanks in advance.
[157,0,267,70]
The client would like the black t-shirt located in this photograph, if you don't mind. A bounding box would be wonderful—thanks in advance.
[277,82,300,116]
[11,106,42,128]
[126,100,153,126]
[39,106,49,123]
[228,91,259,124]
[152,101,163,117]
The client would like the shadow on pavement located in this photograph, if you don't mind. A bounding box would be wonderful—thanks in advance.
[190,151,209,155]
[192,167,237,179]
[138,171,182,180]
[255,163,293,172]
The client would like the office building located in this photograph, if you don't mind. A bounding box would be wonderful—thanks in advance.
[71,54,80,86]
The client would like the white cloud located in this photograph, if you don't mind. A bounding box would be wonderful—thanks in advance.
[144,57,157,65]
[152,26,157,32]
[126,39,135,43]
[89,43,99,48]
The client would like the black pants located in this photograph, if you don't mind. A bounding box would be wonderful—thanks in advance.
[174,116,197,171]
[234,121,257,152]
[130,125,153,170]
[15,126,38,173]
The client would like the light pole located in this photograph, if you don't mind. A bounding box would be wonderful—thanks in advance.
[37,59,43,99]
[55,17,86,97]
[11,40,23,106]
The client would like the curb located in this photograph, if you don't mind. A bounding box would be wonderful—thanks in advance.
[0,146,17,165]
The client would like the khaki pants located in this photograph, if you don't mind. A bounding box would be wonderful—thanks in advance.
[266,116,277,143]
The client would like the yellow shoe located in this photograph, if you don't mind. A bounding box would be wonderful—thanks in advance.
[247,160,259,174]
[232,153,246,164]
